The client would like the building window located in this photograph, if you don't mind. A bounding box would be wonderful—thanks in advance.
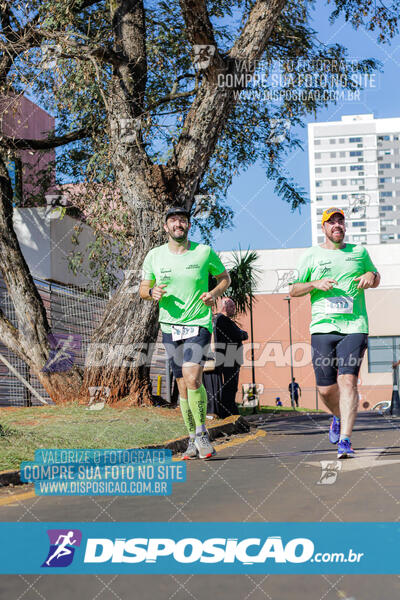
[352,221,366,227]
[316,209,323,215]
[331,167,337,172]
[315,168,322,173]
[349,137,362,143]
[350,165,363,171]
[316,195,323,201]
[381,205,394,211]
[381,163,392,168]
[381,218,396,226]
[331,180,338,186]
[340,166,346,172]
[379,177,391,182]
[339,138,345,143]
[350,151,363,157]
[353,235,367,243]
[339,152,345,157]
[330,139,336,144]
[332,195,338,200]
[377,135,391,141]
[315,153,321,159]
[381,233,396,240]
[316,181,322,187]
[368,337,400,372]
[315,139,321,145]
[380,191,393,197]
[330,152,336,158]
[341,194,347,199]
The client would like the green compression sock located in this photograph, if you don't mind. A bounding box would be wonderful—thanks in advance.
[187,385,208,429]
[179,397,196,436]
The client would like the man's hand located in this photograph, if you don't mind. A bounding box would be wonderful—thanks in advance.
[150,284,167,301]
[200,291,215,307]
[354,272,376,289]
[313,278,338,291]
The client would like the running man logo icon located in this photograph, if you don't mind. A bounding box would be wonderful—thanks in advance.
[193,45,215,69]
[42,529,82,568]
[317,461,342,485]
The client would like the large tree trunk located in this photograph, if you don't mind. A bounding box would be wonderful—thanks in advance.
[83,224,164,405]
[0,153,83,403]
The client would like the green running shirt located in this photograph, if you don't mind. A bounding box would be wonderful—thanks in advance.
[142,241,225,333]
[294,244,377,334]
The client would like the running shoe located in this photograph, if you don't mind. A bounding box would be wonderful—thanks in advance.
[182,438,198,460]
[337,439,355,459]
[329,416,340,444]
[194,432,216,459]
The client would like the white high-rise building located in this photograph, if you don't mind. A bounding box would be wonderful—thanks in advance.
[308,114,400,245]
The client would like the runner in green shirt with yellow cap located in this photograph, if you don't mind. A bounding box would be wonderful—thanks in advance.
[140,207,230,459]
[290,207,380,458]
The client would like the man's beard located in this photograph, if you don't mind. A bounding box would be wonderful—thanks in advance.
[327,228,344,243]
[170,227,188,242]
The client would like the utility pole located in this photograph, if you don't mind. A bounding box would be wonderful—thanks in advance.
[284,296,295,410]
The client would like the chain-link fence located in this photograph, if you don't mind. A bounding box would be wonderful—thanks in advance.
[0,277,168,406]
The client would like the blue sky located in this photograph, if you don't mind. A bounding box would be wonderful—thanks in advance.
[211,4,400,252]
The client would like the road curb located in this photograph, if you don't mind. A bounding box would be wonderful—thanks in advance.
[0,415,249,488]
[149,414,250,454]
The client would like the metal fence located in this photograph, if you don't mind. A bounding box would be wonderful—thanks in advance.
[0,277,168,406]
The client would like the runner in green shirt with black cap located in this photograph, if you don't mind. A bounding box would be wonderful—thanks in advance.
[140,207,231,459]
[290,207,380,458]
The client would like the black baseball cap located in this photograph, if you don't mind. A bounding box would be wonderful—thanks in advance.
[165,206,190,221]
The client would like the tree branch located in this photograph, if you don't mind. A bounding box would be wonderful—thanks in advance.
[178,0,227,75]
[0,309,27,363]
[0,127,90,150]
[111,0,148,114]
[72,0,101,10]
[171,0,287,201]
[145,73,200,113]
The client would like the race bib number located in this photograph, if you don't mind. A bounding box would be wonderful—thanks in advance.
[325,296,353,314]
[171,325,199,341]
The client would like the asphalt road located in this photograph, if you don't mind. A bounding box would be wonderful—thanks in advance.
[1,411,399,599]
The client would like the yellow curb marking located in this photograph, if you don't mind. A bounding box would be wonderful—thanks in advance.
[172,428,267,460]
[0,430,266,506]
[0,490,36,506]
[214,428,267,452]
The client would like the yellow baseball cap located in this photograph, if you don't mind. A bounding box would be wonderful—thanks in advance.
[321,207,345,225]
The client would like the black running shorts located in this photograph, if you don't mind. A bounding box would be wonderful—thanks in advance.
[311,332,368,387]
[162,326,211,379]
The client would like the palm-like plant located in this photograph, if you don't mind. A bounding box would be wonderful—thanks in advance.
[224,248,261,386]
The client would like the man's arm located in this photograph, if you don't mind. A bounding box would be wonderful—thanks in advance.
[354,272,381,289]
[200,270,231,306]
[289,278,339,297]
[139,280,167,302]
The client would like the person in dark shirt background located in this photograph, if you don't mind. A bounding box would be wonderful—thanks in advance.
[288,377,301,408]
[213,297,248,418]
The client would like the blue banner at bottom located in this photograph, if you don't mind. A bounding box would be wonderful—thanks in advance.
[0,522,398,574]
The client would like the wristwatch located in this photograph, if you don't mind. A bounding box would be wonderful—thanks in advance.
[149,287,154,298]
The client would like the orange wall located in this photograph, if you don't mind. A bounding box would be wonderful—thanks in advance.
[235,293,391,411]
